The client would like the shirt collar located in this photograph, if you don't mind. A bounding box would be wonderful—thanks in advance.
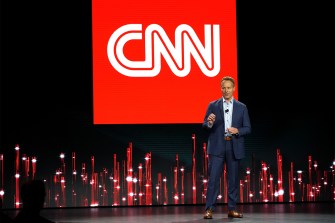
[222,97,234,104]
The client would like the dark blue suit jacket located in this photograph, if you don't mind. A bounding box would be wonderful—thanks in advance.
[203,98,251,159]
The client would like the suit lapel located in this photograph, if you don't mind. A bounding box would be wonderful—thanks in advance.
[218,98,224,121]
[232,100,239,126]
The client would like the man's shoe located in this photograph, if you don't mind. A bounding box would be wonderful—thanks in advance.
[203,209,213,219]
[228,210,243,218]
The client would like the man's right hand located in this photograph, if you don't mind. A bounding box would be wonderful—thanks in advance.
[207,113,216,127]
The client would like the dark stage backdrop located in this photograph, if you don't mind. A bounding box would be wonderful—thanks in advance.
[1,0,334,208]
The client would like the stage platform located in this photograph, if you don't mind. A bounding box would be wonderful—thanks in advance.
[2,202,334,223]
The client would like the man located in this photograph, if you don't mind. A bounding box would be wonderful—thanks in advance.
[14,179,55,223]
[203,76,251,219]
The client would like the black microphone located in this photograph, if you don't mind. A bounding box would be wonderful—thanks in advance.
[225,109,229,113]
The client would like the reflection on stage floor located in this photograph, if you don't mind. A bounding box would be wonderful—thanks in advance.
[2,202,334,223]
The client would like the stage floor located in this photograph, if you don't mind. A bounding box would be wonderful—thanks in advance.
[2,202,335,223]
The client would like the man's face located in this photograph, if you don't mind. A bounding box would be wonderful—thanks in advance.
[221,80,235,100]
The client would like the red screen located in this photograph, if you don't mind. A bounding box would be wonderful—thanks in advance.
[92,0,238,124]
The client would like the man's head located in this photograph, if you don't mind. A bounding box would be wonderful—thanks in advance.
[21,179,46,210]
[220,76,235,101]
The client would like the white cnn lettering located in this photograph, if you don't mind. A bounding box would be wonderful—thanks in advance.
[107,24,220,77]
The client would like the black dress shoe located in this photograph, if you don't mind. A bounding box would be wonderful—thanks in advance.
[228,210,243,218]
[203,209,213,219]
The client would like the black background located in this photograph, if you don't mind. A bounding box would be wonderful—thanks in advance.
[1,0,334,206]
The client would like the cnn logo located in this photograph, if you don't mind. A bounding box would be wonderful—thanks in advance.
[107,24,220,77]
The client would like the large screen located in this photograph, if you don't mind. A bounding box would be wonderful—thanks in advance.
[92,0,238,124]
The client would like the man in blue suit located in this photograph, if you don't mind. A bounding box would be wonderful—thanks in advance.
[203,76,251,219]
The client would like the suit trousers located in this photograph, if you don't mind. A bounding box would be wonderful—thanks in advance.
[205,140,239,211]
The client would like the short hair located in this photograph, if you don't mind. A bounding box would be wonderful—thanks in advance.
[221,76,235,86]
[21,180,46,209]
